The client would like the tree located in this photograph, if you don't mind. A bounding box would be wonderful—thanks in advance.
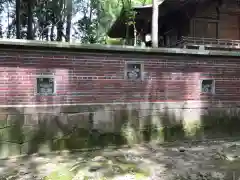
[95,0,123,44]
[2,0,153,42]
[73,0,100,43]
[56,0,64,41]
[122,0,134,45]
[66,0,72,42]
[27,0,33,39]
[15,0,20,39]
[151,0,158,48]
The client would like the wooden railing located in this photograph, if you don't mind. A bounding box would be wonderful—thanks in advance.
[176,36,240,51]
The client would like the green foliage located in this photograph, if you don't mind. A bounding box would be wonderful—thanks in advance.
[73,0,123,43]
[44,168,74,180]
[0,0,151,42]
[106,38,123,45]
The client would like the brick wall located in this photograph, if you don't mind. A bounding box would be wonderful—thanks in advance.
[0,46,240,157]
[0,48,239,105]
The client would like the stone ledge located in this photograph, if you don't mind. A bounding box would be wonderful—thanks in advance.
[0,101,237,115]
[0,39,239,57]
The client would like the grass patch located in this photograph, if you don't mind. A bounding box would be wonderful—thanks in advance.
[44,168,74,180]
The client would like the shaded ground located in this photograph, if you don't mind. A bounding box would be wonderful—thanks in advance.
[1,139,240,180]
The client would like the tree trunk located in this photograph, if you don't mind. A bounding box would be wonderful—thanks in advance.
[43,1,49,41]
[16,0,21,39]
[151,0,159,48]
[43,24,49,41]
[50,24,55,41]
[27,0,33,40]
[57,0,64,41]
[66,0,72,42]
[7,1,10,38]
[56,21,63,41]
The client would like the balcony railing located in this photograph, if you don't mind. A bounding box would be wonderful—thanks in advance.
[176,36,240,51]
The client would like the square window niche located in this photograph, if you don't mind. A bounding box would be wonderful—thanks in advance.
[201,79,215,94]
[36,76,55,95]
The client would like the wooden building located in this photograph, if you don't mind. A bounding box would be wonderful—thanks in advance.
[108,0,240,50]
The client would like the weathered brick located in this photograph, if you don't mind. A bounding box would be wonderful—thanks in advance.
[0,48,237,106]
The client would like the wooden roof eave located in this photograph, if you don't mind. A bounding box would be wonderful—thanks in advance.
[107,0,196,38]
[108,4,167,38]
[107,9,128,38]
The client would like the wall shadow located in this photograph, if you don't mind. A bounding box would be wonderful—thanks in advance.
[200,107,240,139]
[0,103,191,158]
[0,105,137,157]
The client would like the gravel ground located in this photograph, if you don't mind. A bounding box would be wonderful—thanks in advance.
[1,139,240,180]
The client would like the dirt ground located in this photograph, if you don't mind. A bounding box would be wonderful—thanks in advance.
[1,139,240,180]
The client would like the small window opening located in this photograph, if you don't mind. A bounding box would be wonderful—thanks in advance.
[201,79,215,94]
[36,76,55,95]
[126,62,143,80]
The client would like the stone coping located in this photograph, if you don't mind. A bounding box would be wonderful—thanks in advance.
[0,38,239,57]
[0,100,236,112]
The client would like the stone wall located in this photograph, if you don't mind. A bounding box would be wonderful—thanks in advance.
[1,101,240,158]
[0,43,240,158]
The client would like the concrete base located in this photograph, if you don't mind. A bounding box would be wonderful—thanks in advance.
[0,101,240,158]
